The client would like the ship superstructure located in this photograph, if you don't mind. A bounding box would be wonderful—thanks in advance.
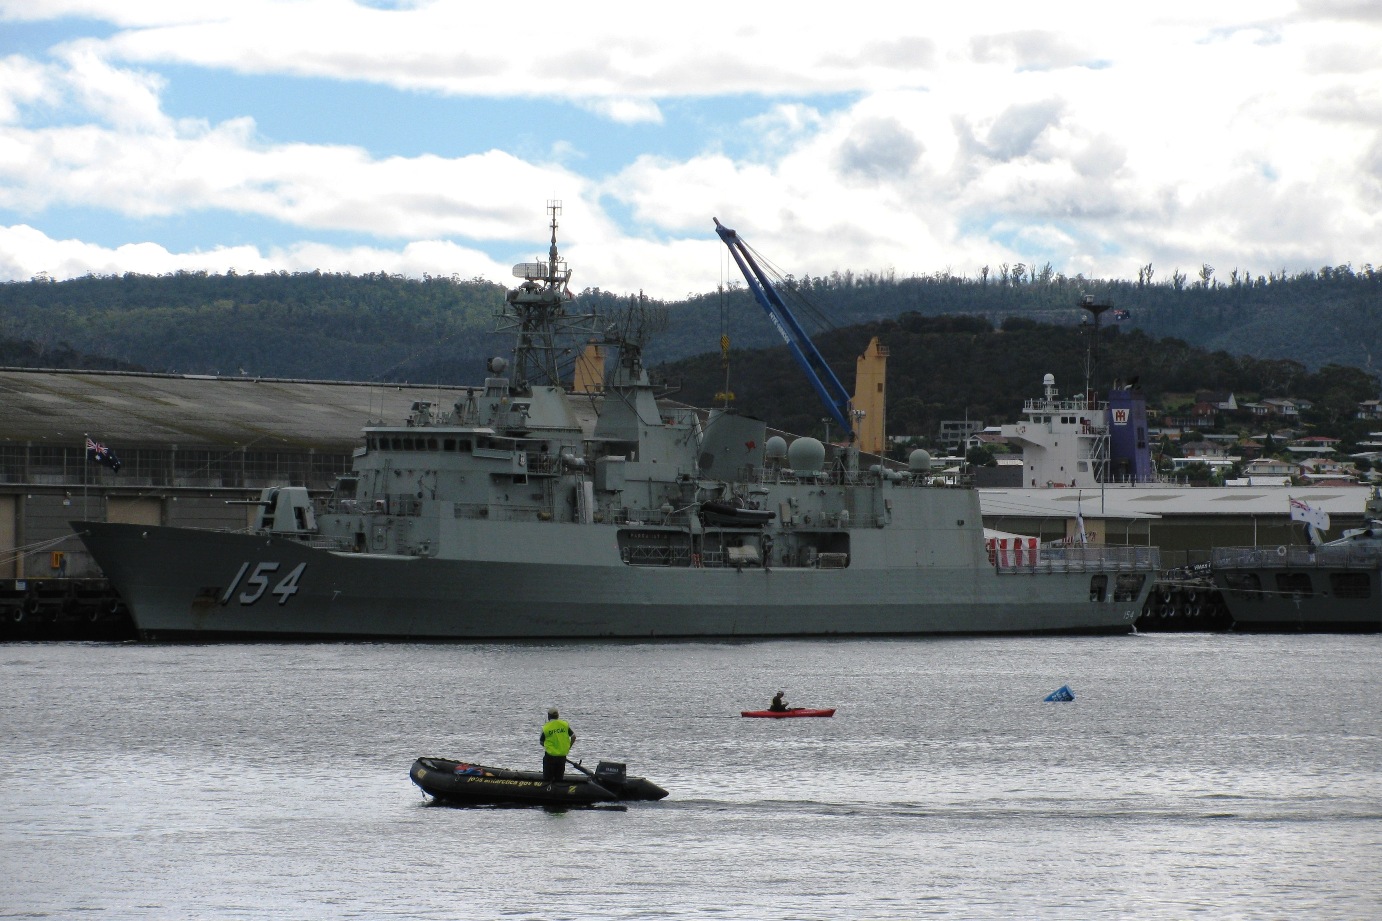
[1000,295,1153,487]
[1000,373,1152,488]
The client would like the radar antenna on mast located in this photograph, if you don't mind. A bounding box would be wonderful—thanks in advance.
[494,200,598,391]
[1079,294,1113,406]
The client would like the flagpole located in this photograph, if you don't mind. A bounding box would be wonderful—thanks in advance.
[83,431,89,521]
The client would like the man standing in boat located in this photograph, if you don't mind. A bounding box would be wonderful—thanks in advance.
[540,707,576,782]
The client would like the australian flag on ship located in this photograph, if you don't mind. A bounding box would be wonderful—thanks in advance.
[85,437,122,473]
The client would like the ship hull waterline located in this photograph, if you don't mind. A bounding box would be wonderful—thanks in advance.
[1211,568,1382,633]
[75,521,1146,640]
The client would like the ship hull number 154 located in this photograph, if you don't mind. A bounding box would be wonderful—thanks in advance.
[220,562,307,606]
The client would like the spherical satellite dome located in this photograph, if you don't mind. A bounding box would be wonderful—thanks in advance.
[788,437,826,473]
[765,435,788,460]
[908,449,933,472]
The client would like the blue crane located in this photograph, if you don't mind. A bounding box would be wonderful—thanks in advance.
[713,218,855,441]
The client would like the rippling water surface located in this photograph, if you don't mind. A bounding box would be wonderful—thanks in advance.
[2,635,1379,919]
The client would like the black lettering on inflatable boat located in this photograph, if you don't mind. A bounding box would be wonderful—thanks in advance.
[222,561,307,606]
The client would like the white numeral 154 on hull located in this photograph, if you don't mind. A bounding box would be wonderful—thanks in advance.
[220,562,307,606]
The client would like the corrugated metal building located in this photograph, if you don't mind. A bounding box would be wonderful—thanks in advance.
[980,485,1373,565]
[0,368,504,578]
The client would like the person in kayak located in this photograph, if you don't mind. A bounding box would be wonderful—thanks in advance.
[769,690,789,712]
[539,707,576,781]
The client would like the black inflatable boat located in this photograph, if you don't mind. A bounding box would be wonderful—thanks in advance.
[410,757,669,807]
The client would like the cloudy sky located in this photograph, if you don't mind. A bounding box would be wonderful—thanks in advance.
[0,0,1379,299]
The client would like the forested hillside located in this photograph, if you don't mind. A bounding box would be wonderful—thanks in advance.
[4,271,1376,445]
[661,262,1382,376]
[0,270,511,382]
[1,264,1377,386]
[658,314,1380,442]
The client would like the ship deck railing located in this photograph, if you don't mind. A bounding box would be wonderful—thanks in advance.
[1021,397,1105,414]
[747,467,973,488]
[994,545,1160,574]
[618,546,852,570]
[1211,545,1382,570]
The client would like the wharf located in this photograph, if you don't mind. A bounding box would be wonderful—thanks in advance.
[0,578,135,641]
[1137,576,1231,631]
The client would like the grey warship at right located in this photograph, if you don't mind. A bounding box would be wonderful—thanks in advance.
[1209,487,1382,632]
[74,207,1158,640]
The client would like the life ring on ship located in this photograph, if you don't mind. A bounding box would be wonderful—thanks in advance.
[691,553,702,568]
[1276,545,1287,558]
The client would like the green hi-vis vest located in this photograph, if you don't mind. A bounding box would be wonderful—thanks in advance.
[541,719,574,756]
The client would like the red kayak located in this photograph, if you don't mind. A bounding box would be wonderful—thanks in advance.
[740,708,836,718]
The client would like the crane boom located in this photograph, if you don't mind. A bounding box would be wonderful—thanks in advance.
[713,218,854,440]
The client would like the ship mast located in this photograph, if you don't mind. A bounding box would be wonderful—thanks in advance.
[495,200,598,392]
[1079,294,1111,407]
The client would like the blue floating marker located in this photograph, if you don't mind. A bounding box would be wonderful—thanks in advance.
[1044,685,1075,702]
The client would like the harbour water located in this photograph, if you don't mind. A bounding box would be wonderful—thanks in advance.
[2,635,1378,919]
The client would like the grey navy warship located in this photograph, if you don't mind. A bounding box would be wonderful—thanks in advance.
[1209,487,1382,632]
[76,206,1158,640]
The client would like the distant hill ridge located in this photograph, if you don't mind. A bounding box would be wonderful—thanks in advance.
[655,313,1379,441]
[1,267,1377,440]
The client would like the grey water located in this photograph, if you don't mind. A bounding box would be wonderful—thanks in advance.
[2,635,1378,920]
